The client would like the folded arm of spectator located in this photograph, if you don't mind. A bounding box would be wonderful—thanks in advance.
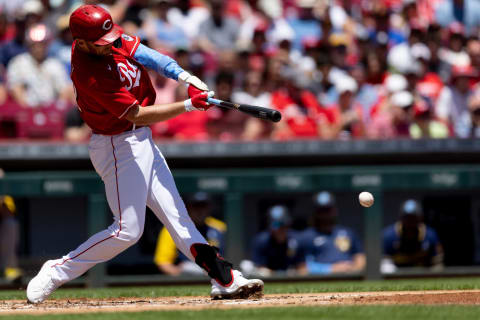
[9,85,27,107]
[157,263,182,276]
[64,123,91,142]
[317,114,334,140]
[328,110,360,139]
[196,35,216,54]
[0,84,6,105]
[242,118,265,141]
[271,118,294,140]
[351,253,366,272]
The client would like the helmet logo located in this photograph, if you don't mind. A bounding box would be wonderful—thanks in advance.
[102,19,112,31]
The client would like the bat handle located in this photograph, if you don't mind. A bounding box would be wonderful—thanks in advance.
[207,98,222,106]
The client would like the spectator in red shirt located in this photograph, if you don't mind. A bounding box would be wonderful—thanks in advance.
[271,67,332,140]
[326,76,365,139]
[412,43,444,104]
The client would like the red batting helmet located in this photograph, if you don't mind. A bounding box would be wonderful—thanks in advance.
[69,5,122,45]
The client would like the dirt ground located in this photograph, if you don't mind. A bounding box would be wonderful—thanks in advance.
[2,290,480,315]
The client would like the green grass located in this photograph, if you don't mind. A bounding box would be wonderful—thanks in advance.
[2,277,480,300]
[4,306,480,320]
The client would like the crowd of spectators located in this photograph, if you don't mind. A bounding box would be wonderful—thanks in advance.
[1,0,480,141]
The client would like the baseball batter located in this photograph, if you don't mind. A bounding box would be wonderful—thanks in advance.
[26,5,263,303]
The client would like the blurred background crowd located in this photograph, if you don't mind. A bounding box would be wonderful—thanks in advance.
[1,0,480,141]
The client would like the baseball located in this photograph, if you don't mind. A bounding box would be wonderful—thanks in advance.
[359,192,374,207]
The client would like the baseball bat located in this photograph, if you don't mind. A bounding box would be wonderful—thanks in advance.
[207,98,282,123]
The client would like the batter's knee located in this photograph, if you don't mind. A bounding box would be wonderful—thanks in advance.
[117,224,144,245]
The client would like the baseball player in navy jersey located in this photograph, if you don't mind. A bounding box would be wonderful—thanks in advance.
[26,4,263,303]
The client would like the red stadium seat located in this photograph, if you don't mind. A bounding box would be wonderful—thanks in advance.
[0,99,22,138]
[15,105,65,139]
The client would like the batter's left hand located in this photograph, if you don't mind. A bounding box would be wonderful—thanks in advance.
[178,71,209,92]
[187,84,205,100]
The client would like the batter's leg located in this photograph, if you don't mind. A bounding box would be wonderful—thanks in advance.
[27,129,155,303]
[146,142,208,260]
[147,144,264,299]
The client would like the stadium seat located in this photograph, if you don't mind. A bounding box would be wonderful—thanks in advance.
[15,105,65,139]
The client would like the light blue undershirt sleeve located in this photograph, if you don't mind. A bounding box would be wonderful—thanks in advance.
[133,43,184,81]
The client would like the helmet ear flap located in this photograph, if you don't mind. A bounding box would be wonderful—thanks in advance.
[113,38,122,48]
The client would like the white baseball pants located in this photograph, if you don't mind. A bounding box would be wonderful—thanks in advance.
[48,127,207,284]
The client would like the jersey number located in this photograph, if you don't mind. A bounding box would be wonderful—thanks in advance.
[117,60,141,91]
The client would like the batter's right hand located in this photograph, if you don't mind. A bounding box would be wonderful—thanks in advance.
[184,91,215,112]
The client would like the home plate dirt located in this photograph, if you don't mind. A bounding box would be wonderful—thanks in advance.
[2,290,480,315]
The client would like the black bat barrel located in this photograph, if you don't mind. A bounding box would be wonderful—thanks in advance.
[237,104,282,122]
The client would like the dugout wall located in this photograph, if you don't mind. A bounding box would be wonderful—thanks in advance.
[2,164,480,287]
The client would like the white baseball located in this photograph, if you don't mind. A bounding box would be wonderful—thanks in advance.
[359,192,374,207]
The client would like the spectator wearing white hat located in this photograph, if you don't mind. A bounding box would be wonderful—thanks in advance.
[387,25,425,74]
[412,43,444,105]
[369,74,408,120]
[322,64,380,121]
[0,0,44,68]
[6,23,73,108]
[233,71,273,141]
[326,76,365,139]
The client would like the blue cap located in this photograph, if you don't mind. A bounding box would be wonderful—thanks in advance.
[269,205,290,229]
[313,191,335,208]
[400,199,422,216]
[188,192,211,204]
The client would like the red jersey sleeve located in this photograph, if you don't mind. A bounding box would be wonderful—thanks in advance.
[89,77,139,119]
[119,34,141,58]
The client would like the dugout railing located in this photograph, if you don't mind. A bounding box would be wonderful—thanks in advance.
[1,165,480,287]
